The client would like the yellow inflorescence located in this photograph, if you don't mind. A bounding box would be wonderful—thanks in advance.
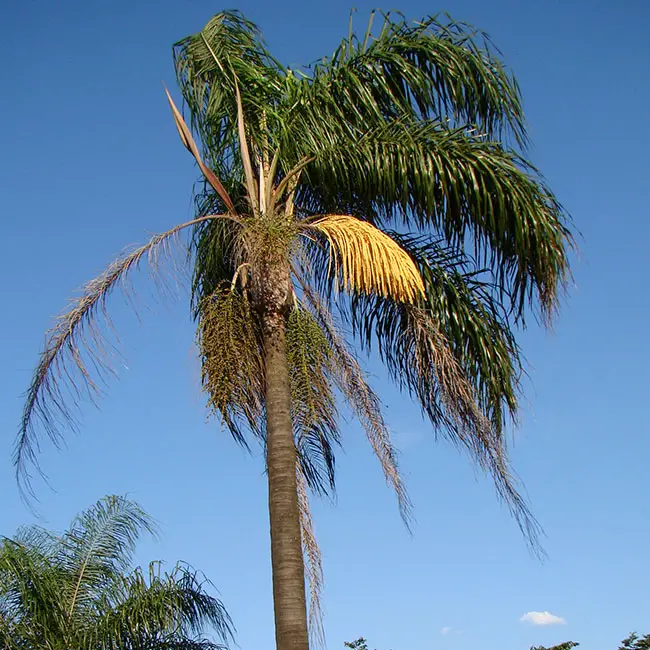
[309,215,425,303]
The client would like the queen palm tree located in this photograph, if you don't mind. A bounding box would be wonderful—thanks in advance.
[17,10,573,650]
[0,495,233,649]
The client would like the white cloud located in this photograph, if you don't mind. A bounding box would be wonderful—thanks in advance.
[440,627,452,636]
[520,611,567,626]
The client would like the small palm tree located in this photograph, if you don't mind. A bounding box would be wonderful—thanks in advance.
[0,495,233,649]
[17,10,573,650]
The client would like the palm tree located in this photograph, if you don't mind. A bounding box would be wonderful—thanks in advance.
[17,10,573,650]
[0,495,234,649]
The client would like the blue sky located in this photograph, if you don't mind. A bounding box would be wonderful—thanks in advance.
[1,1,648,649]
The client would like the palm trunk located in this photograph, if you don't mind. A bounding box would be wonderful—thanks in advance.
[263,280,310,650]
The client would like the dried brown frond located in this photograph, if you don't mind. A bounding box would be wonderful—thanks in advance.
[164,87,236,214]
[330,340,413,527]
[17,215,225,493]
[198,283,265,443]
[298,285,412,526]
[270,156,314,216]
[233,77,259,212]
[297,466,325,647]
[305,215,425,303]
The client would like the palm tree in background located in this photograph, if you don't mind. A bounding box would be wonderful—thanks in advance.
[0,495,233,649]
[17,10,573,650]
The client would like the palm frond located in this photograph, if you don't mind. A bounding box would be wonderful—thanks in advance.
[296,469,325,648]
[190,198,244,316]
[16,215,228,494]
[60,496,158,619]
[166,87,236,213]
[280,10,528,164]
[1,497,234,649]
[91,561,234,648]
[305,215,424,304]
[0,537,66,645]
[146,641,228,650]
[198,284,265,445]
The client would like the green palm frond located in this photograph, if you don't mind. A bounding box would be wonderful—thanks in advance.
[92,561,234,648]
[0,537,66,645]
[350,290,541,549]
[146,642,227,650]
[59,495,158,619]
[281,11,528,156]
[190,193,245,315]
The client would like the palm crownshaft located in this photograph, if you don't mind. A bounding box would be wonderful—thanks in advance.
[18,10,573,650]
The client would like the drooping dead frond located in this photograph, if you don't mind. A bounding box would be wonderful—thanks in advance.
[330,343,413,528]
[17,215,226,493]
[305,215,425,304]
[296,467,325,647]
[298,285,412,526]
[198,283,265,444]
[286,308,340,496]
